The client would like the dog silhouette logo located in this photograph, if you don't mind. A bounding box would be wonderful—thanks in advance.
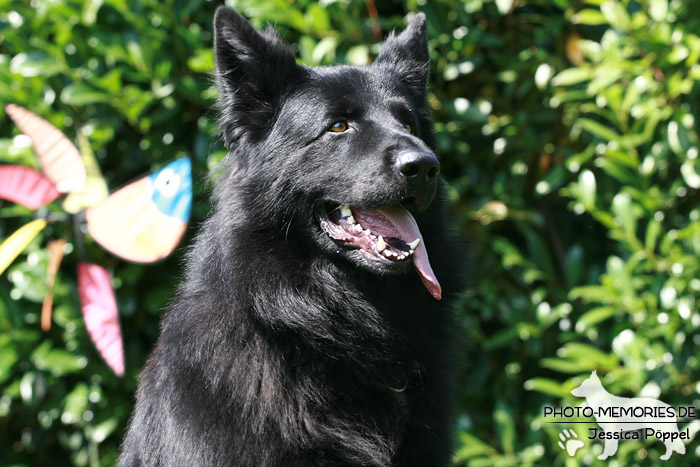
[571,371,687,461]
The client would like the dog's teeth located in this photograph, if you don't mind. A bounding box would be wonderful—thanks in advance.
[363,229,371,236]
[409,249,415,255]
[377,236,386,252]
[340,205,353,218]
[352,224,363,233]
[347,215,356,224]
[407,238,421,250]
[383,250,392,258]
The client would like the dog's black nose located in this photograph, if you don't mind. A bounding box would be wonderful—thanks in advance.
[395,150,440,211]
[396,150,440,182]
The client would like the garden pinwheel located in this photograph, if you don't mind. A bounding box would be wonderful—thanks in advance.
[0,104,193,376]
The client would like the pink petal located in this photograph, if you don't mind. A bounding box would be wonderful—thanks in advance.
[5,104,86,193]
[0,164,60,209]
[77,262,125,376]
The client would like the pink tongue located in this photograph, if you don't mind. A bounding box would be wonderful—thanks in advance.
[376,206,442,300]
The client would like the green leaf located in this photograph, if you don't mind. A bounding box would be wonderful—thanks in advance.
[454,432,498,462]
[9,52,63,78]
[0,343,18,384]
[20,371,37,405]
[62,383,89,424]
[117,85,154,124]
[495,0,515,15]
[35,349,88,376]
[667,121,685,155]
[90,417,119,443]
[612,192,638,240]
[187,49,215,73]
[570,285,613,303]
[551,67,594,86]
[564,244,584,287]
[576,306,617,331]
[93,69,123,94]
[60,84,111,106]
[483,326,519,351]
[558,342,617,369]
[600,0,630,30]
[598,159,640,186]
[577,118,620,142]
[526,231,556,280]
[649,0,668,21]
[312,37,338,65]
[494,400,515,454]
[524,377,568,397]
[680,161,700,189]
[572,10,607,25]
[82,0,103,26]
[127,40,150,74]
[0,80,15,101]
[578,169,597,210]
[535,165,566,196]
[645,219,662,251]
[668,45,690,64]
[540,357,594,373]
[345,45,369,66]
[306,4,330,32]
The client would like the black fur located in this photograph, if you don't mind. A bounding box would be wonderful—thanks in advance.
[120,7,463,466]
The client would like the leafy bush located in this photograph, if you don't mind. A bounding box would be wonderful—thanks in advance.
[0,0,698,465]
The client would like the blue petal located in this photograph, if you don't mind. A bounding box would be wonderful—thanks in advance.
[148,158,192,222]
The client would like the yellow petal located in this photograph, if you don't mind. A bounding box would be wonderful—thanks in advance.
[0,219,48,275]
[62,131,108,213]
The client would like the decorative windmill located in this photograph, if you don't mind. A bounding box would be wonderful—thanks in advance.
[0,104,193,376]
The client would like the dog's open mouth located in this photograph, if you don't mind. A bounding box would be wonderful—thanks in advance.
[318,202,442,300]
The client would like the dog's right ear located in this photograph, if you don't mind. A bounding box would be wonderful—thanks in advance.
[374,13,430,100]
[214,7,302,144]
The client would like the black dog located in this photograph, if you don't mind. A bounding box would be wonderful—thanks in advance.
[120,7,462,466]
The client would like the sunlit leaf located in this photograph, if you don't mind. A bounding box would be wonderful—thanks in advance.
[572,10,607,25]
[551,67,594,86]
[524,377,568,397]
[601,0,631,30]
[9,52,63,78]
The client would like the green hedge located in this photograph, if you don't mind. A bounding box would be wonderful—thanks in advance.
[0,0,698,465]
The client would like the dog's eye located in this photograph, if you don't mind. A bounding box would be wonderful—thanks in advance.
[404,123,413,134]
[329,121,349,133]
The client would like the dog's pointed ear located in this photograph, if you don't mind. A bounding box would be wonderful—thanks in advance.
[214,7,302,143]
[374,13,429,98]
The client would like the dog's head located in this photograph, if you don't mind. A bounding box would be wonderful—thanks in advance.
[213,7,443,299]
[571,370,603,397]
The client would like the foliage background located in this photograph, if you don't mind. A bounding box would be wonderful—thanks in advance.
[0,0,699,465]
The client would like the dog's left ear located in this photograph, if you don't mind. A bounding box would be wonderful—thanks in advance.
[374,13,430,99]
